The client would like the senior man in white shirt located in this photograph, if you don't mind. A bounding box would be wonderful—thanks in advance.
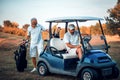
[63,24,82,59]
[26,18,46,72]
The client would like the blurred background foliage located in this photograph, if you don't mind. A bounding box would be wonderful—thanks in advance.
[0,0,120,38]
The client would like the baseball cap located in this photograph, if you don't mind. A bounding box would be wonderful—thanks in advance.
[68,24,75,30]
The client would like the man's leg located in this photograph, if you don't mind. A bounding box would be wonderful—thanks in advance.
[76,47,82,59]
[30,45,37,72]
[32,57,37,68]
[30,57,37,73]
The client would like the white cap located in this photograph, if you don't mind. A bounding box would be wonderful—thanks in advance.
[68,24,75,30]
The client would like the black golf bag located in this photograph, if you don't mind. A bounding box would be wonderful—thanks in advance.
[14,44,27,72]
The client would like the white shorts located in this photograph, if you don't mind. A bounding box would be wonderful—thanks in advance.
[68,48,78,56]
[30,41,43,57]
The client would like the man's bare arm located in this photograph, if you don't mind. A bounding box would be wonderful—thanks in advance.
[66,43,81,49]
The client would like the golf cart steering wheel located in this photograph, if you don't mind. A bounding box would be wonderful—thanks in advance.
[83,35,92,49]
[83,35,91,42]
[49,46,63,58]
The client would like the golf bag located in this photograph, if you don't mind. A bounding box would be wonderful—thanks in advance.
[14,43,27,72]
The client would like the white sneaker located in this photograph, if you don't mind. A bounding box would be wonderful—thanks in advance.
[30,68,36,73]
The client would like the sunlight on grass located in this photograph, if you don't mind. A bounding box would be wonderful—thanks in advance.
[108,42,120,69]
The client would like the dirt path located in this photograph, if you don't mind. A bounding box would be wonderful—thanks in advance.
[0,32,120,80]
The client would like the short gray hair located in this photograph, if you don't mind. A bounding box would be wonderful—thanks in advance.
[31,17,37,22]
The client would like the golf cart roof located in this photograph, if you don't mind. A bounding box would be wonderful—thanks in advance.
[46,16,103,23]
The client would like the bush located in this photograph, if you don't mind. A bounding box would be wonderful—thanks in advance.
[2,27,26,36]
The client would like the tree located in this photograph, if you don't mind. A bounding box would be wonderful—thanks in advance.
[52,23,58,35]
[23,24,30,31]
[89,23,102,35]
[11,22,19,28]
[106,0,120,36]
[80,26,90,34]
[3,20,12,27]
[118,0,120,4]
[3,20,19,28]
[0,25,2,28]
[0,25,3,32]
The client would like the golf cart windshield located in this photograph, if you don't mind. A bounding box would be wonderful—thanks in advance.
[46,16,109,53]
[80,21,107,50]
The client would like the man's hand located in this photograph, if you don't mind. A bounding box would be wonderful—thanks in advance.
[66,43,81,49]
[20,39,29,45]
[76,45,81,48]
[20,40,26,45]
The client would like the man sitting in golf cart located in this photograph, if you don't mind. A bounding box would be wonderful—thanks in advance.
[63,24,82,59]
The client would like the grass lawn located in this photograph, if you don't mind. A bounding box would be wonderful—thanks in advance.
[0,32,120,80]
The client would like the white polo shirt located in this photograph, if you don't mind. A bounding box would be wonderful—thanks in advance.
[63,31,80,50]
[27,24,45,45]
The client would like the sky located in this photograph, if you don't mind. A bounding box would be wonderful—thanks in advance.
[0,0,117,28]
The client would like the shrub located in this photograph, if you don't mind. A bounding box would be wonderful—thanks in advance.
[2,27,26,36]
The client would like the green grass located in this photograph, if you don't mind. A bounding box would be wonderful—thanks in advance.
[108,41,120,69]
[0,32,120,80]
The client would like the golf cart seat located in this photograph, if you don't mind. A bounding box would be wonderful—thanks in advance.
[50,38,78,59]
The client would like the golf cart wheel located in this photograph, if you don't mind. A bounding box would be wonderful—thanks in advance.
[107,66,119,79]
[80,68,99,80]
[37,63,49,76]
[112,66,119,78]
